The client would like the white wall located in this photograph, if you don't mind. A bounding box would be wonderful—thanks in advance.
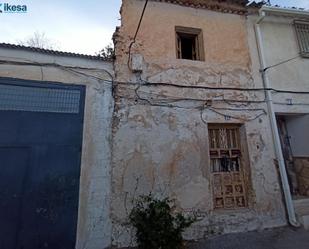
[0,47,114,249]
[257,15,309,114]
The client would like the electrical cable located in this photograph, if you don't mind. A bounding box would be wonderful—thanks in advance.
[207,106,267,113]
[2,59,309,95]
[115,80,309,94]
[273,102,309,106]
[134,84,267,121]
[0,58,116,98]
[205,106,266,122]
[132,84,267,105]
[262,55,300,72]
[222,95,267,107]
[0,59,114,83]
[3,59,309,110]
[127,0,149,70]
[200,106,265,123]
[2,58,307,122]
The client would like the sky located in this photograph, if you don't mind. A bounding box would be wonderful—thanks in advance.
[0,0,308,55]
[0,0,122,55]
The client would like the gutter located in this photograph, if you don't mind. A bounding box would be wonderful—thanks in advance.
[254,9,300,227]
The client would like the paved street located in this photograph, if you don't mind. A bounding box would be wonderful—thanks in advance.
[187,226,309,249]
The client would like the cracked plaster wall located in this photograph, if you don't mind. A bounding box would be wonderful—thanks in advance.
[111,0,287,247]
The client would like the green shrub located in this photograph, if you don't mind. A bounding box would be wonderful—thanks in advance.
[129,194,196,249]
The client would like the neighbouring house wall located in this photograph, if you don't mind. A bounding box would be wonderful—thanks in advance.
[112,0,286,247]
[247,9,309,218]
[0,48,114,249]
[256,16,309,114]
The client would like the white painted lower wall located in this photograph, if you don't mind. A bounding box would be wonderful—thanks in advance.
[0,47,114,249]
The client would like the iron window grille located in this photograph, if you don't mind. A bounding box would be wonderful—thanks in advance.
[294,20,309,58]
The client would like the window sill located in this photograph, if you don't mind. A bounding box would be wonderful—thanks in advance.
[176,58,205,62]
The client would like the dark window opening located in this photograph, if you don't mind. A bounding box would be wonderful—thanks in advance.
[176,27,204,61]
[178,34,197,60]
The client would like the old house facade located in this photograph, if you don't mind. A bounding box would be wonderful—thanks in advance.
[111,0,288,247]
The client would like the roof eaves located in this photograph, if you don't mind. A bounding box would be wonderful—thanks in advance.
[149,0,256,15]
[260,5,309,19]
[0,43,111,62]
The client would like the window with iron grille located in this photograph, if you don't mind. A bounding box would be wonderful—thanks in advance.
[209,124,247,210]
[175,26,204,61]
[294,20,309,57]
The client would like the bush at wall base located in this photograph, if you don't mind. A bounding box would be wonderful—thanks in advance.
[129,194,196,249]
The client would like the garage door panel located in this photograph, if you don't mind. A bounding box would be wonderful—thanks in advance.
[0,147,30,249]
[17,113,83,144]
[0,78,85,249]
[0,112,83,145]
[28,145,81,184]
[0,112,21,144]
[17,146,80,249]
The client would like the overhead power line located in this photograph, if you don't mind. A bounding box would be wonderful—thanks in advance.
[263,55,300,72]
[2,58,309,122]
[127,0,149,70]
[2,59,309,95]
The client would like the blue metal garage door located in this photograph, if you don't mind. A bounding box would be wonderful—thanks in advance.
[0,77,85,249]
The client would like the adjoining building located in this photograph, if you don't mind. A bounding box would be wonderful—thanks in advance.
[0,44,114,249]
[248,5,309,230]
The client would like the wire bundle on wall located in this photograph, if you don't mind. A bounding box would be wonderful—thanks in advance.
[1,58,309,123]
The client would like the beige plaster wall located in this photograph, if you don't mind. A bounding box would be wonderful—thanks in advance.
[116,0,253,85]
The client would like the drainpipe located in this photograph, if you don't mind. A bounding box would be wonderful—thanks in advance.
[254,11,299,227]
